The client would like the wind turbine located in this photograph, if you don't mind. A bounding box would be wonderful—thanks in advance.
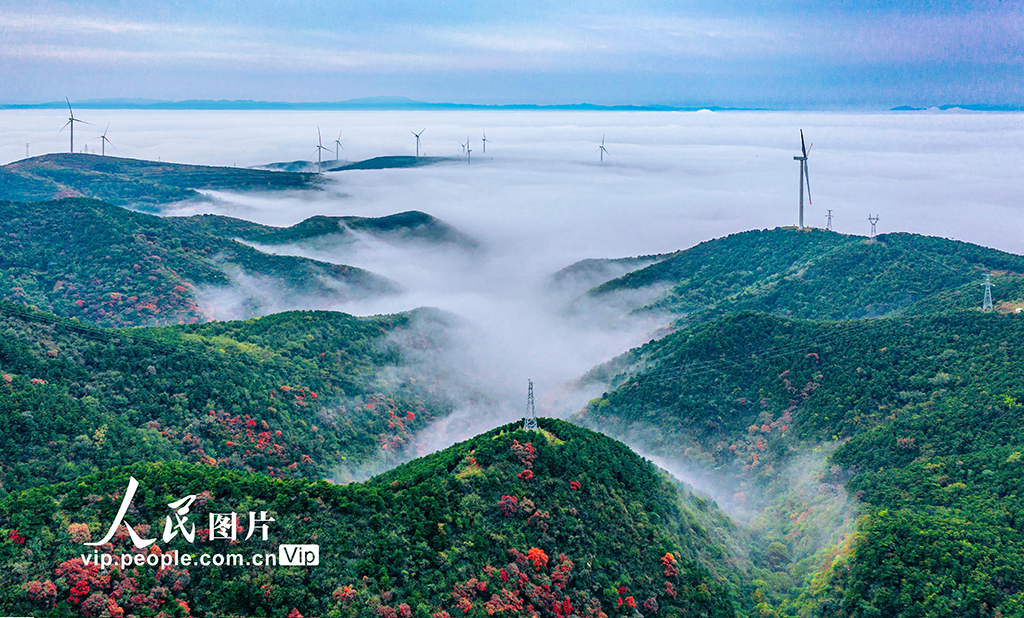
[314,128,331,174]
[412,128,425,157]
[793,130,812,229]
[466,137,472,164]
[97,123,115,156]
[482,130,489,153]
[58,98,91,154]
[458,139,467,156]
[333,130,344,160]
[598,134,609,162]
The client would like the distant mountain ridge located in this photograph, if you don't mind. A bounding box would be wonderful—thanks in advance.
[1,97,736,111]
[0,153,320,210]
[177,210,480,250]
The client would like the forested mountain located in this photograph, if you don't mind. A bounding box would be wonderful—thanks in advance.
[0,301,453,493]
[174,210,479,250]
[548,255,674,299]
[584,228,1024,324]
[0,154,320,209]
[576,310,1024,616]
[0,199,398,327]
[0,420,757,618]
[255,156,450,173]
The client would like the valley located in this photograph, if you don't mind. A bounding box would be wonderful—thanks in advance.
[1,109,1023,617]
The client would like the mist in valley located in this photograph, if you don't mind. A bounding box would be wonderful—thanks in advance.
[3,108,1022,549]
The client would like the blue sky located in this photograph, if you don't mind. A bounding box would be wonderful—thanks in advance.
[0,0,1020,107]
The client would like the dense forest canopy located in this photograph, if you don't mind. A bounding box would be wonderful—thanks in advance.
[0,420,755,618]
[577,310,1024,616]
[0,301,454,493]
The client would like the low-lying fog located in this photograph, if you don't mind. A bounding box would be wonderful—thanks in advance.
[4,108,1023,496]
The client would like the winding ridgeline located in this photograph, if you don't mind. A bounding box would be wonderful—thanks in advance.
[578,227,1024,322]
[0,199,488,327]
[0,154,322,210]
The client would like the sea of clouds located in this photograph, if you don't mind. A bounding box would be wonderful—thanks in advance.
[3,107,1023,480]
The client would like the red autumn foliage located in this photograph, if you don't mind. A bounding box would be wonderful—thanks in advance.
[526,547,549,571]
[661,552,679,578]
[517,469,534,480]
[499,495,518,516]
[569,480,581,491]
[510,439,537,467]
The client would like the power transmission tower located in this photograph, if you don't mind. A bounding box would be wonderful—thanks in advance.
[868,214,880,239]
[524,380,538,431]
[826,209,833,231]
[983,273,993,312]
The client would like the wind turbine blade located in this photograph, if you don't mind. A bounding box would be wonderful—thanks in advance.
[800,130,807,158]
[66,97,73,116]
[58,120,71,134]
[804,161,812,205]
[103,122,110,137]
[421,128,426,135]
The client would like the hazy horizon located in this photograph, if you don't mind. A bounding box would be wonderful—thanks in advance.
[2,1,1019,108]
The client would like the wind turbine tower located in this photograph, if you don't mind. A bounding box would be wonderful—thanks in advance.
[599,134,609,162]
[466,137,472,164]
[412,129,426,157]
[482,131,489,153]
[793,130,812,229]
[523,379,538,431]
[334,130,344,160]
[59,98,91,154]
[315,128,332,174]
[98,123,115,156]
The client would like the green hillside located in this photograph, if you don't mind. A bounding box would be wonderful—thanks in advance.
[586,228,1024,323]
[0,198,398,328]
[329,156,452,171]
[549,254,674,298]
[0,420,752,618]
[0,154,321,210]
[256,156,450,173]
[576,310,1024,616]
[0,301,453,493]
[173,210,479,250]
